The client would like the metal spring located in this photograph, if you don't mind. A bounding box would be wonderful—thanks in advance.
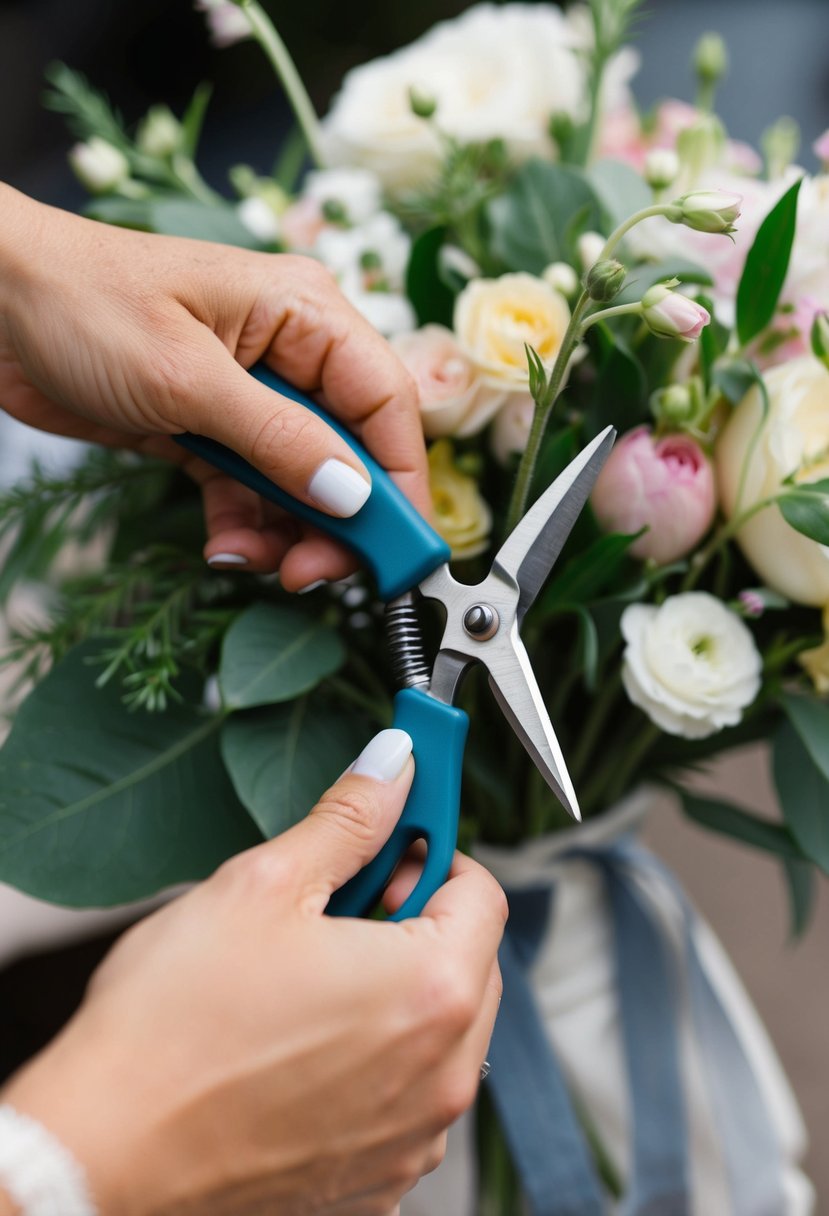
[386,593,430,690]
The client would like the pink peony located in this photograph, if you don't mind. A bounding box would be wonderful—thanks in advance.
[390,325,506,438]
[591,426,717,563]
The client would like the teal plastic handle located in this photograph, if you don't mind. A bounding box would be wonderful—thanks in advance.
[327,689,469,921]
[174,363,450,600]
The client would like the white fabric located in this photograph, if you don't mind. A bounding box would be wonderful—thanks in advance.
[0,1105,97,1215]
[404,790,814,1215]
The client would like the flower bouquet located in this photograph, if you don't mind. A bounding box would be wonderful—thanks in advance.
[1,0,828,1209]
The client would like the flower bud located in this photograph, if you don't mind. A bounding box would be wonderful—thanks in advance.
[548,110,575,148]
[591,426,716,563]
[576,230,606,270]
[650,383,695,425]
[670,190,742,236]
[693,32,728,84]
[810,312,829,369]
[641,284,710,342]
[237,196,280,243]
[136,105,183,158]
[676,113,726,181]
[644,148,679,192]
[762,117,801,180]
[68,137,130,194]
[542,261,579,298]
[408,86,437,119]
[813,129,829,170]
[194,0,250,48]
[584,258,626,303]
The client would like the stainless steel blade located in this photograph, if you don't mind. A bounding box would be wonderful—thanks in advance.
[494,426,616,625]
[485,628,581,821]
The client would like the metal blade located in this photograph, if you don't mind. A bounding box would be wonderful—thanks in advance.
[485,628,581,821]
[494,426,616,624]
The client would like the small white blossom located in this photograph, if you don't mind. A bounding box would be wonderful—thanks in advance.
[542,261,579,298]
[68,138,130,193]
[237,197,281,243]
[576,230,605,269]
[194,0,250,47]
[621,592,762,739]
[303,168,383,225]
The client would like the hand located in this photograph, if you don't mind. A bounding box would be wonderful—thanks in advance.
[1,729,506,1216]
[0,184,429,590]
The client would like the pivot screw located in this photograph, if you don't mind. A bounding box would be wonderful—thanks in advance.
[463,604,499,641]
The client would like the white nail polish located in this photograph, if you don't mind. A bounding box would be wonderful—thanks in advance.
[297,578,327,595]
[351,729,413,783]
[308,459,371,517]
[207,553,249,567]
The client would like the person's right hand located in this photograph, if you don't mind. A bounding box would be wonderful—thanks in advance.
[0,728,506,1216]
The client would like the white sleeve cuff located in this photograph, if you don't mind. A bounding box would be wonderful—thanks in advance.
[0,1104,97,1215]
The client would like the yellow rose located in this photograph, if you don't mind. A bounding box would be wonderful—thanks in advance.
[716,356,829,605]
[428,440,492,559]
[454,272,571,388]
[799,605,829,693]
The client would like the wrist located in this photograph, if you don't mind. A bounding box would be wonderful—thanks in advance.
[0,185,46,332]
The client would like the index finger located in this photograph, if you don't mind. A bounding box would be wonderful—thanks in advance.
[418,851,508,985]
[258,259,432,521]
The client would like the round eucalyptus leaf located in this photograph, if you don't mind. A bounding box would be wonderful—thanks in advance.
[219,603,345,710]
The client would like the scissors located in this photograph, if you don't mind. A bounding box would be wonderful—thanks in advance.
[176,364,615,920]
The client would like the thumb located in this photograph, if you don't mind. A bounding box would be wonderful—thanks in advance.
[280,729,414,911]
[162,331,372,518]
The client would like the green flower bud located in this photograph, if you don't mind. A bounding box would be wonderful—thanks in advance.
[408,86,437,120]
[693,32,728,84]
[761,117,800,180]
[670,190,742,236]
[811,312,829,369]
[584,258,627,303]
[676,113,726,180]
[321,198,348,225]
[650,383,695,425]
[136,105,183,158]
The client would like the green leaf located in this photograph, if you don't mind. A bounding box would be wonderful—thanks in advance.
[585,333,647,437]
[221,697,369,836]
[778,479,829,545]
[219,603,345,710]
[736,177,803,346]
[586,158,651,230]
[711,357,760,405]
[780,693,829,783]
[180,82,213,159]
[548,604,600,690]
[0,644,260,906]
[85,196,265,248]
[773,718,829,874]
[782,857,816,938]
[271,126,307,192]
[614,258,713,306]
[675,788,807,860]
[406,227,456,327]
[487,160,602,273]
[539,532,640,613]
[696,294,729,391]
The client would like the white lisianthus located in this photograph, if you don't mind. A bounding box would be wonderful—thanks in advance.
[314,211,411,288]
[321,3,610,192]
[302,167,383,225]
[621,593,762,739]
[68,138,130,194]
[454,273,571,389]
[237,197,281,243]
[716,356,829,606]
[338,270,416,337]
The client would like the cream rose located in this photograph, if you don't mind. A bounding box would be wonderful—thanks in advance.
[716,356,829,606]
[428,440,492,559]
[321,4,593,193]
[454,273,571,389]
[621,593,762,739]
[390,325,506,438]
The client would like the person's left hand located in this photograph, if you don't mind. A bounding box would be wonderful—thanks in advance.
[0,184,429,590]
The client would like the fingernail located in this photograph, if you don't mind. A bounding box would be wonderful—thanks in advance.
[207,553,249,568]
[351,729,412,783]
[297,578,327,595]
[308,459,371,517]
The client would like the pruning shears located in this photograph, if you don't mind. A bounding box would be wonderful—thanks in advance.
[176,364,615,920]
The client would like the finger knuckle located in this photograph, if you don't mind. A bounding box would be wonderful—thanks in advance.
[282,253,336,293]
[248,406,317,473]
[313,787,381,844]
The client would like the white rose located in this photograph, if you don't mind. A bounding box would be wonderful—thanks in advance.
[302,167,383,225]
[621,593,762,739]
[454,272,571,389]
[716,356,829,606]
[68,138,130,194]
[390,325,506,438]
[321,3,590,192]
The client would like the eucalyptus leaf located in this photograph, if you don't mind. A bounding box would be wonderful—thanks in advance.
[488,160,602,273]
[406,227,456,327]
[778,479,829,545]
[675,788,806,860]
[736,177,802,346]
[221,697,370,837]
[772,718,829,874]
[85,195,264,247]
[586,159,651,230]
[0,644,260,906]
[219,603,345,710]
[712,358,761,405]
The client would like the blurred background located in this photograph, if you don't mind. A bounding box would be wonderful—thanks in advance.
[0,0,827,1200]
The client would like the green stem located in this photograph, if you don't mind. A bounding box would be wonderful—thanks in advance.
[238,1,326,168]
[603,721,661,806]
[681,493,782,591]
[170,154,222,205]
[569,667,623,784]
[580,301,644,333]
[600,203,677,261]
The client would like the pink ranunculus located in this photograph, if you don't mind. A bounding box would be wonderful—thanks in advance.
[641,284,710,341]
[390,324,506,439]
[591,426,716,563]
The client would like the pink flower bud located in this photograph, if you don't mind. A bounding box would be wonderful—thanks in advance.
[641,284,710,342]
[813,129,829,167]
[591,426,717,563]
